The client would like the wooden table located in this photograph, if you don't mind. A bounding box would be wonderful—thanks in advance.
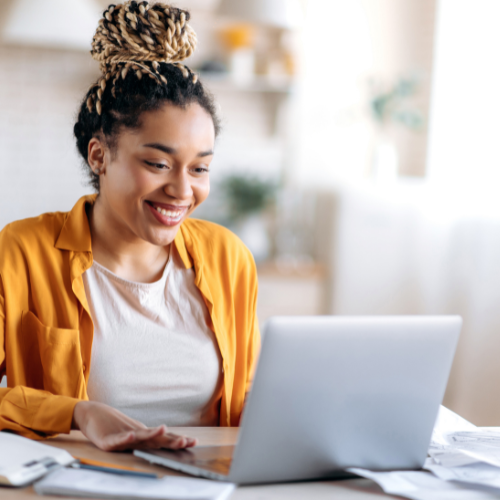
[3,428,396,500]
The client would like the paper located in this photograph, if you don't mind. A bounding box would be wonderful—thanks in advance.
[427,407,500,468]
[443,432,500,468]
[428,448,478,467]
[423,407,500,493]
[34,468,235,500]
[0,432,74,486]
[428,408,500,470]
[347,407,500,498]
[430,405,477,448]
[348,467,500,500]
[426,459,500,490]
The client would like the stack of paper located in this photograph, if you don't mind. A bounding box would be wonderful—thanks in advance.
[426,412,500,492]
[34,468,235,500]
[349,406,500,499]
[349,467,500,500]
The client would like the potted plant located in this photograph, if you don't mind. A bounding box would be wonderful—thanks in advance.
[220,174,277,262]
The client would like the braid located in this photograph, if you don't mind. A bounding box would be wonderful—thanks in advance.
[88,1,198,115]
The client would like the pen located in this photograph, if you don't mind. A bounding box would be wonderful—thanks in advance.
[71,457,158,479]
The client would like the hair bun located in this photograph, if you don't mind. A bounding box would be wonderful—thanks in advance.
[91,1,197,71]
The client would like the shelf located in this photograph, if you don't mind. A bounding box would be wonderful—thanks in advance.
[198,72,295,94]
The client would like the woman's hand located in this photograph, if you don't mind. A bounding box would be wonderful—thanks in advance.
[72,401,197,452]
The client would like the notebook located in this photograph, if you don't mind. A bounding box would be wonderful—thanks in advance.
[0,431,74,486]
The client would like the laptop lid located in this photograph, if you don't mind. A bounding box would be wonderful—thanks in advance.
[228,315,461,484]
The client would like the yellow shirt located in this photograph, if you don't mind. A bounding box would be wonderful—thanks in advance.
[0,195,260,439]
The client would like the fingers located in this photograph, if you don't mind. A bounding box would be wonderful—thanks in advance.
[136,429,198,450]
[161,429,197,449]
[97,425,197,452]
[159,433,197,449]
[99,427,164,451]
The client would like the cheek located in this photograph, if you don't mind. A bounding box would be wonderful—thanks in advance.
[193,178,210,205]
[108,161,151,200]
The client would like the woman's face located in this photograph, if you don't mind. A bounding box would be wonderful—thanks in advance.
[89,103,215,247]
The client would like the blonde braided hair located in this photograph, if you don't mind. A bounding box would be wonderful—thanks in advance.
[87,1,198,115]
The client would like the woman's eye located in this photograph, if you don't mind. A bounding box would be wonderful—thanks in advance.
[144,160,168,170]
[193,166,210,174]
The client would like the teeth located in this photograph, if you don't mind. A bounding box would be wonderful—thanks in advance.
[155,206,182,219]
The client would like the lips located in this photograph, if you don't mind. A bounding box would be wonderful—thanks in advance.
[145,201,189,226]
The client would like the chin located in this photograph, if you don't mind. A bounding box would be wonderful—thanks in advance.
[146,226,181,247]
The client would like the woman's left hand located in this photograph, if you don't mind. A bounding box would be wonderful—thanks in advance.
[72,401,198,452]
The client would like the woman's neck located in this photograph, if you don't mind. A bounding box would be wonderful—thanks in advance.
[88,197,170,283]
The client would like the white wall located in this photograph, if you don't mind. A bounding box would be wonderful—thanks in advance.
[0,46,95,230]
[293,0,436,185]
[427,0,500,187]
[423,0,500,423]
[293,0,373,186]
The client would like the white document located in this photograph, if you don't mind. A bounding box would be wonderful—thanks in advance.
[34,468,235,500]
[0,432,74,486]
[430,405,477,448]
[348,467,500,500]
[443,430,500,466]
[428,448,479,467]
[429,414,500,469]
[347,408,500,499]
[422,407,500,493]
[426,459,500,490]
[428,407,500,468]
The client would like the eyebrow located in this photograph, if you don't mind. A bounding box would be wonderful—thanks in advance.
[143,142,214,158]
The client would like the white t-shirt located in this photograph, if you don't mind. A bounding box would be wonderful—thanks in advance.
[82,246,223,427]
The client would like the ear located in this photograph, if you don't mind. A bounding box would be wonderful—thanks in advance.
[88,137,107,174]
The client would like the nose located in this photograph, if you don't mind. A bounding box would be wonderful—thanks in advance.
[164,168,193,201]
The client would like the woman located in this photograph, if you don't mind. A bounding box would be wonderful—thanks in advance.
[0,1,260,452]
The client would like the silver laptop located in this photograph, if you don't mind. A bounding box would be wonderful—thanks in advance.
[135,315,461,485]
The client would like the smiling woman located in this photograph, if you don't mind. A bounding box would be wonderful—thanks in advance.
[0,1,260,452]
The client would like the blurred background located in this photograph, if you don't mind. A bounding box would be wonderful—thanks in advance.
[1,0,500,425]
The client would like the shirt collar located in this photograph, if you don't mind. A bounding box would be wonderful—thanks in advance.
[55,194,96,252]
[174,224,194,269]
[55,194,194,270]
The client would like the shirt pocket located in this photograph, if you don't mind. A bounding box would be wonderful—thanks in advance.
[21,310,84,397]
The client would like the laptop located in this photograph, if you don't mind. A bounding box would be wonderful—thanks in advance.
[135,315,461,485]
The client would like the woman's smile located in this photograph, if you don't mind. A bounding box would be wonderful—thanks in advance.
[145,200,189,226]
